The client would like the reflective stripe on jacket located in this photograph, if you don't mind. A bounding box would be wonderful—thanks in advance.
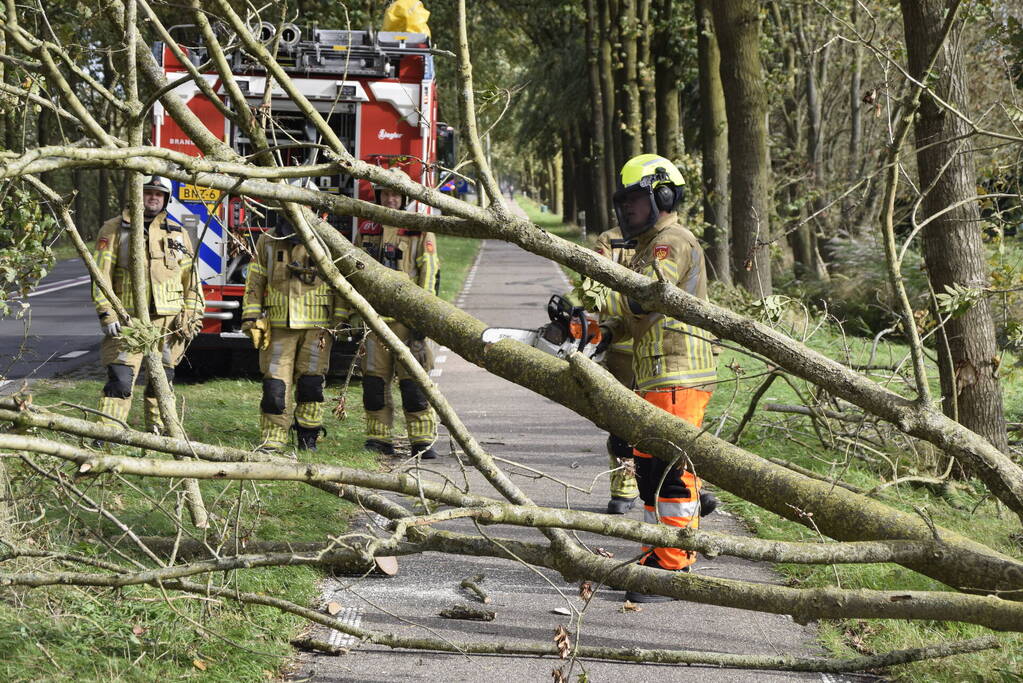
[242,231,348,329]
[604,213,716,391]
[92,211,204,320]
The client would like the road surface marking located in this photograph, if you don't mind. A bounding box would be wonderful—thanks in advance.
[435,355,447,364]
[59,350,89,359]
[326,605,364,649]
[27,275,92,298]
[429,368,442,377]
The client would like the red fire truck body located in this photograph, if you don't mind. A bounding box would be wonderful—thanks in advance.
[152,26,447,357]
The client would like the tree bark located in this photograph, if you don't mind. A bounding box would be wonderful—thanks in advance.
[637,0,657,153]
[561,130,577,224]
[653,0,680,161]
[618,0,641,160]
[585,0,610,234]
[598,0,619,192]
[696,0,730,283]
[900,0,1009,458]
[711,0,772,296]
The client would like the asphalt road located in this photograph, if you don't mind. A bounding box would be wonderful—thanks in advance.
[297,238,857,682]
[0,258,100,394]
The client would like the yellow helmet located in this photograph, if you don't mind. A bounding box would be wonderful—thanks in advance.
[613,154,685,237]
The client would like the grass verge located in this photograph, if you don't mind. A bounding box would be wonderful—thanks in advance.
[0,237,481,681]
[704,301,1023,681]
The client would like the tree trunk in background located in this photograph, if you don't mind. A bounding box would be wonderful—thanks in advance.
[552,151,563,218]
[900,0,1008,459]
[561,133,574,221]
[845,0,865,233]
[598,0,619,204]
[619,0,641,160]
[637,0,657,153]
[585,0,610,235]
[577,125,597,234]
[796,9,829,281]
[653,0,681,161]
[712,0,771,295]
[696,0,730,284]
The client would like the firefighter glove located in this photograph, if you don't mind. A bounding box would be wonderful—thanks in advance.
[173,309,203,340]
[242,317,271,351]
[102,320,122,337]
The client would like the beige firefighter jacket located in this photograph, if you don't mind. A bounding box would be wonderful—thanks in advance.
[602,213,717,391]
[357,222,439,323]
[242,229,349,329]
[91,211,204,322]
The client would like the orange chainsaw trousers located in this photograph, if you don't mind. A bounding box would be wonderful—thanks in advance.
[633,387,711,571]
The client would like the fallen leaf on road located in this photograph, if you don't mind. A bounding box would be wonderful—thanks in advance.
[578,581,593,601]
[326,601,342,615]
[551,607,571,616]
[620,600,643,612]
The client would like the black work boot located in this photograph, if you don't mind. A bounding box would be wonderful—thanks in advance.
[296,425,325,451]
[624,559,690,603]
[606,496,638,515]
[699,491,719,516]
[411,442,439,460]
[364,439,395,456]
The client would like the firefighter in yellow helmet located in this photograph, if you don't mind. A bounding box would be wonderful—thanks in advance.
[599,154,719,602]
[591,228,639,514]
[240,193,349,453]
[92,175,205,434]
[356,186,440,459]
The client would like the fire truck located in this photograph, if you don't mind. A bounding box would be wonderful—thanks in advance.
[152,21,455,370]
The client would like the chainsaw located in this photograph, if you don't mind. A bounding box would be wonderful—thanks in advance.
[481,295,605,360]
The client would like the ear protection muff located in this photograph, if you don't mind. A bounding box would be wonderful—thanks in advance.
[651,166,683,212]
[654,185,676,212]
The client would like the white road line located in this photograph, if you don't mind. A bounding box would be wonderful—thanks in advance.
[326,605,364,649]
[59,350,90,359]
[27,275,91,298]
[0,380,12,389]
[435,355,448,364]
[429,368,443,377]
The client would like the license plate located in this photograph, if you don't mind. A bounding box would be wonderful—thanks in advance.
[178,184,222,203]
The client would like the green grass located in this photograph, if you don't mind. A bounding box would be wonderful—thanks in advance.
[703,305,1023,681]
[0,237,481,681]
[436,232,480,302]
[1,376,377,682]
[515,195,585,244]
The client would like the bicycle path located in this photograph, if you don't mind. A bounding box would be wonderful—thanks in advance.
[300,217,834,682]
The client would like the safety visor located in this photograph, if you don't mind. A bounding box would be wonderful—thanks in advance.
[612,176,659,238]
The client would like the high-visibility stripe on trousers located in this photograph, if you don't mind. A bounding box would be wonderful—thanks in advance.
[633,387,711,571]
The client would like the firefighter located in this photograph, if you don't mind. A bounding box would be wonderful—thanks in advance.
[592,228,640,514]
[240,199,349,453]
[357,186,440,459]
[599,154,719,603]
[92,175,205,434]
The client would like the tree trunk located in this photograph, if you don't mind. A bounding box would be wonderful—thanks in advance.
[619,0,641,160]
[845,1,865,234]
[653,0,680,161]
[562,131,578,225]
[900,0,1009,458]
[695,0,730,284]
[637,0,657,153]
[598,0,619,208]
[712,0,772,296]
[585,0,610,235]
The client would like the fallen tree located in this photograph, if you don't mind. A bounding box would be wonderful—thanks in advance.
[1,0,1021,676]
